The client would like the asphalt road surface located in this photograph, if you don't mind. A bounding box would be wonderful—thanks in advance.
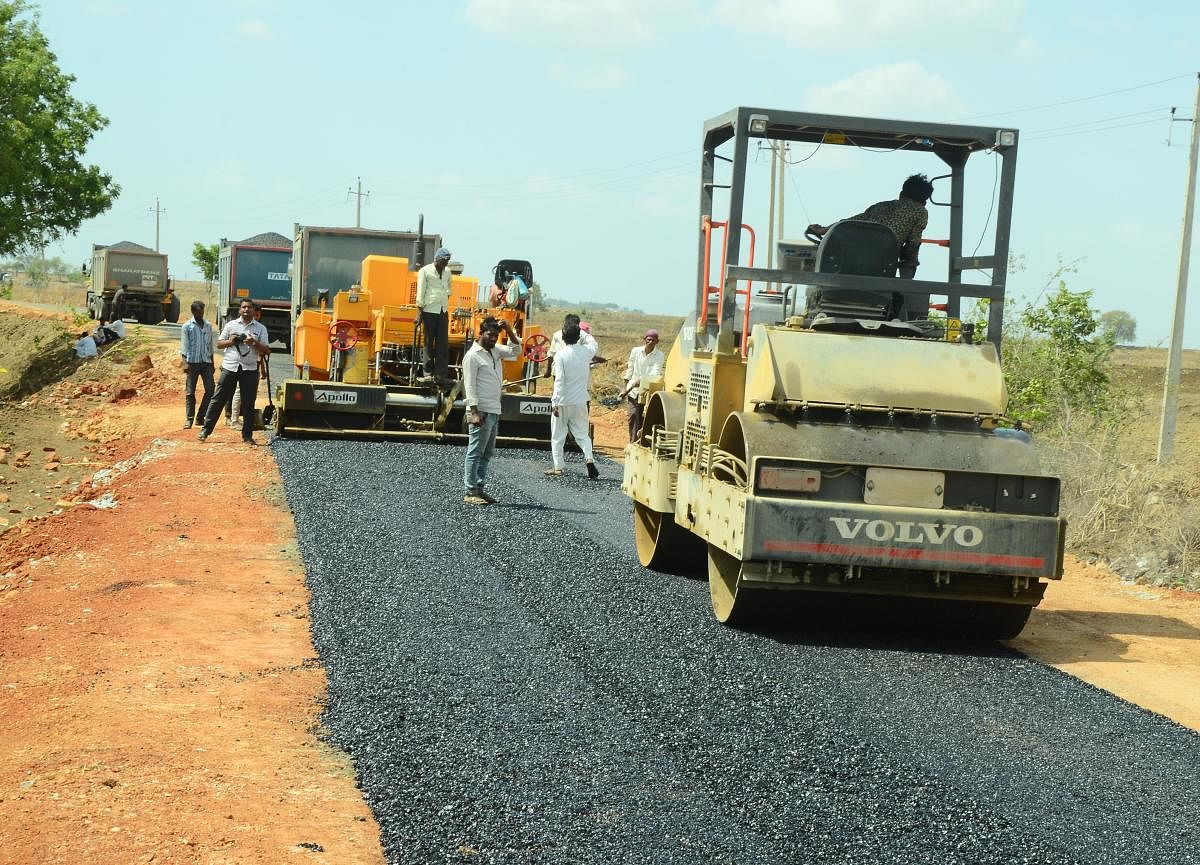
[274,439,1199,865]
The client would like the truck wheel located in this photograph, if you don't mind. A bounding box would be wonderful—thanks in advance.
[633,502,704,575]
[707,544,763,627]
[167,294,180,323]
[101,299,112,321]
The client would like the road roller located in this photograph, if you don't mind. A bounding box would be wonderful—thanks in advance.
[622,107,1066,638]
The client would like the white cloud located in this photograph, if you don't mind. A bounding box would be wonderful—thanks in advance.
[548,62,631,91]
[233,18,272,40]
[462,0,698,50]
[712,0,1027,53]
[803,63,966,119]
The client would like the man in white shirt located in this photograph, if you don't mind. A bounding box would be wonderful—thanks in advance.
[623,328,665,443]
[546,324,599,480]
[462,316,520,505]
[415,246,453,383]
[545,313,602,376]
[198,299,270,445]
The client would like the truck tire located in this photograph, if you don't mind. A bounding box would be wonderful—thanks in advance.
[166,294,181,323]
[101,299,112,321]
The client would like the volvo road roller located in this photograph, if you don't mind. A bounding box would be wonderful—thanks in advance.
[622,107,1066,638]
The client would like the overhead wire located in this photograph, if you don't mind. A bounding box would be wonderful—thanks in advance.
[957,72,1193,120]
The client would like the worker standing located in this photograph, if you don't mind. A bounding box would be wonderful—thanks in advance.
[546,324,599,479]
[462,316,520,505]
[179,300,215,429]
[623,329,665,443]
[545,313,601,376]
[198,299,270,445]
[111,284,127,321]
[416,246,453,385]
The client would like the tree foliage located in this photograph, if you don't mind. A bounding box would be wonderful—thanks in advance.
[1098,309,1137,344]
[192,242,219,283]
[1002,272,1122,432]
[0,1,119,256]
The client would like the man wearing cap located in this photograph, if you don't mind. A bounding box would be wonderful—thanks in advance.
[416,247,454,383]
[622,329,665,443]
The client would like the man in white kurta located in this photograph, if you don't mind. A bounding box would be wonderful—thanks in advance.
[547,325,599,479]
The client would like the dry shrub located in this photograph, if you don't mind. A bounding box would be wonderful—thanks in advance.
[1046,435,1200,589]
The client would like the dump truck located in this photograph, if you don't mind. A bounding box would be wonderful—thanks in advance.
[87,242,174,323]
[273,223,552,443]
[217,232,293,348]
[622,107,1066,639]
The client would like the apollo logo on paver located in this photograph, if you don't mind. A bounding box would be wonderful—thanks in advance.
[519,401,552,415]
[829,517,984,547]
[313,389,358,405]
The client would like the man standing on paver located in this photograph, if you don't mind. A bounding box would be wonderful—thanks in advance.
[546,324,599,480]
[179,300,215,429]
[622,329,665,443]
[416,246,453,385]
[462,316,520,505]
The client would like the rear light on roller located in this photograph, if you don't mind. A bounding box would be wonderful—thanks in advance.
[758,466,821,493]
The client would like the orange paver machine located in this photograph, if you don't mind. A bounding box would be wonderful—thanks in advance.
[277,255,553,443]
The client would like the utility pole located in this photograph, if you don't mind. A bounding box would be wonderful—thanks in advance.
[149,197,165,250]
[1157,73,1200,462]
[348,177,370,228]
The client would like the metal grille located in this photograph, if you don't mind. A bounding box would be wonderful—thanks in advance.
[683,363,712,463]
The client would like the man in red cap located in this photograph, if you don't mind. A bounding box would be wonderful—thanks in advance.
[622,329,664,442]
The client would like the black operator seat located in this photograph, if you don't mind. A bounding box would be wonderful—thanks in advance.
[807,219,902,321]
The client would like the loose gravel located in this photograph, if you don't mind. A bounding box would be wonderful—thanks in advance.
[274,439,1200,865]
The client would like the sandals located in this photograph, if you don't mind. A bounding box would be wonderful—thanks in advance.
[544,468,564,476]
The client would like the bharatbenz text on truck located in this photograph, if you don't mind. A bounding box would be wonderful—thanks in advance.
[87,241,175,324]
[217,232,293,349]
[622,107,1066,639]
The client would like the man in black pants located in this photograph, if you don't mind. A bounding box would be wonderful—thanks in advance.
[415,246,453,384]
[198,299,270,445]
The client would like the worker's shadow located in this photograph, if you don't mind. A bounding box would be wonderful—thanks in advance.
[1013,608,1200,665]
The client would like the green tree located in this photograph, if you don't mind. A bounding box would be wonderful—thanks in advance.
[0,1,119,256]
[192,242,219,283]
[1002,275,1120,432]
[1098,309,1137,344]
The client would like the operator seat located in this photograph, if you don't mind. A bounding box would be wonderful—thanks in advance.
[806,219,903,321]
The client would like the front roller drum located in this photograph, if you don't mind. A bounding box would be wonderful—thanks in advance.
[633,502,705,575]
[707,544,764,627]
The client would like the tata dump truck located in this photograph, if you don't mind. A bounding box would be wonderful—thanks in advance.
[217,232,293,348]
[274,223,552,443]
[87,241,173,323]
[622,107,1066,638]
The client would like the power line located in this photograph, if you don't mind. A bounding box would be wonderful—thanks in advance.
[1024,117,1164,141]
[1024,106,1171,135]
[959,72,1193,120]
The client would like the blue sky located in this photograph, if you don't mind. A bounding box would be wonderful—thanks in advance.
[27,0,1200,347]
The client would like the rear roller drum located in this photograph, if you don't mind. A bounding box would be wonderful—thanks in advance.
[707,544,763,627]
[633,503,705,574]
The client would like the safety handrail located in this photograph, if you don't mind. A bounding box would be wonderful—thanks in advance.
[701,217,756,356]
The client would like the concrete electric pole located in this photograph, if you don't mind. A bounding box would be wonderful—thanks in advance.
[149,197,165,251]
[349,177,370,228]
[1156,73,1200,463]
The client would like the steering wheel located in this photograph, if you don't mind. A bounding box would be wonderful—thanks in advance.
[328,321,359,351]
[522,332,551,363]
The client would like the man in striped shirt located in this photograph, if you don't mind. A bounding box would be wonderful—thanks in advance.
[179,300,215,429]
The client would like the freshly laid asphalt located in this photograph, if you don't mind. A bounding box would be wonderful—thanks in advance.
[274,439,1200,865]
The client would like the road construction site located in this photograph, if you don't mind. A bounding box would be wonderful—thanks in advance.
[1,303,1199,864]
